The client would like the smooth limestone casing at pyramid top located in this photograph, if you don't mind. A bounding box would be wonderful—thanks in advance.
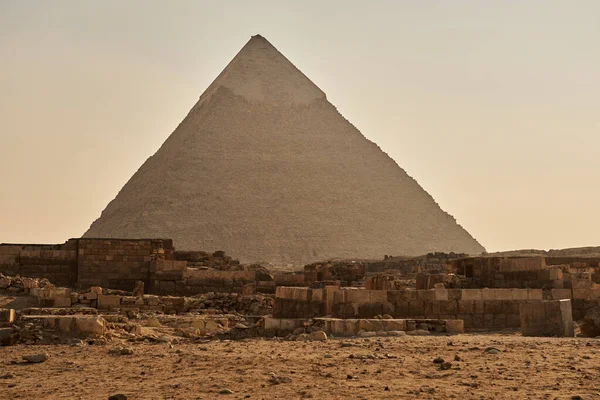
[84,35,485,265]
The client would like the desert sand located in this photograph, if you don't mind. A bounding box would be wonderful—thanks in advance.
[1,333,597,400]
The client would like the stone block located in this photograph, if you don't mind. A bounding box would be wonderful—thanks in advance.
[98,295,122,310]
[506,314,520,328]
[494,289,513,301]
[263,317,281,331]
[370,290,388,303]
[502,300,520,315]
[445,319,464,333]
[439,300,458,315]
[344,319,359,336]
[398,290,418,302]
[472,314,484,329]
[573,288,600,300]
[511,289,529,301]
[393,301,409,318]
[434,288,448,301]
[346,289,370,304]
[311,289,324,303]
[423,301,440,317]
[551,289,572,300]
[457,300,475,314]
[0,309,16,325]
[53,297,71,308]
[458,314,473,329]
[417,290,436,302]
[447,289,462,301]
[493,314,506,329]
[483,314,494,328]
[82,292,98,301]
[520,299,574,337]
[461,289,482,301]
[382,319,406,332]
[481,288,495,300]
[474,300,485,314]
[484,300,503,315]
[408,301,424,317]
[527,289,543,300]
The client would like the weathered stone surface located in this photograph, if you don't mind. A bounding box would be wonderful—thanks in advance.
[580,305,600,337]
[520,300,574,337]
[0,328,18,346]
[22,353,48,363]
[308,330,328,341]
[98,295,121,310]
[81,35,485,265]
[20,315,106,337]
[0,309,16,325]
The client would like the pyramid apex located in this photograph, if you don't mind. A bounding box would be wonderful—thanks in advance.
[196,34,325,105]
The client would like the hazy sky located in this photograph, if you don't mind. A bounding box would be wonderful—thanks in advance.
[1,1,598,252]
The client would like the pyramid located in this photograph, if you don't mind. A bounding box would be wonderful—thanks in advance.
[83,35,485,264]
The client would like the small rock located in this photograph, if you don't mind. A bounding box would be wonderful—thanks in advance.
[485,347,500,355]
[440,362,452,370]
[22,353,48,363]
[433,357,444,364]
[308,330,328,341]
[108,395,128,400]
[234,323,248,329]
[109,347,134,355]
[0,372,15,379]
[454,354,461,361]
[218,388,234,395]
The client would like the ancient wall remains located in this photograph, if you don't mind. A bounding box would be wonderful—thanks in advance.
[273,286,545,330]
[366,253,468,275]
[0,239,259,296]
[77,239,173,290]
[304,261,365,287]
[0,241,78,286]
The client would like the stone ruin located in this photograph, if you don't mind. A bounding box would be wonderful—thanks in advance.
[4,237,600,345]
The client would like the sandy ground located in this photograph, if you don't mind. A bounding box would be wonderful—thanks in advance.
[1,333,598,400]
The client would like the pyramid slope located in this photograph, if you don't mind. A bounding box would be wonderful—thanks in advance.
[84,35,485,264]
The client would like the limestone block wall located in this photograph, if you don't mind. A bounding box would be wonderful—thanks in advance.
[0,241,78,286]
[174,250,240,268]
[366,253,468,275]
[77,239,172,290]
[175,270,256,295]
[304,262,365,286]
[449,257,570,288]
[550,287,600,320]
[272,287,328,318]
[273,286,545,330]
[273,272,305,287]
